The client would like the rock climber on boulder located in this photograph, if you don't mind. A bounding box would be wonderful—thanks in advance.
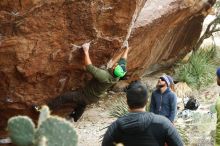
[34,41,129,122]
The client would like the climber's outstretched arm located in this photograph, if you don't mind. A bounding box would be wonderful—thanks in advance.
[120,41,129,60]
[121,46,129,60]
[82,42,92,66]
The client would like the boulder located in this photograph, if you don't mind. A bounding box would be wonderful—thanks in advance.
[0,0,215,135]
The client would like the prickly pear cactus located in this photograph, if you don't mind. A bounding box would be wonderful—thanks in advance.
[38,105,50,128]
[36,116,78,146]
[36,136,48,146]
[7,116,35,146]
[7,106,78,146]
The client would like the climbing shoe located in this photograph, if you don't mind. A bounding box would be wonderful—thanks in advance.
[69,105,86,122]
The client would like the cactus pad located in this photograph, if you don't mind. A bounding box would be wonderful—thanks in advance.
[8,116,35,146]
[36,117,78,146]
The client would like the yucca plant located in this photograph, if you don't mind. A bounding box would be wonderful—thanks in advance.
[175,124,189,145]
[110,95,151,118]
[110,96,128,118]
[175,46,217,89]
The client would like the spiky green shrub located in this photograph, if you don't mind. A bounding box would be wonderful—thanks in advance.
[7,106,78,146]
[175,46,216,89]
[110,96,128,118]
[175,125,189,145]
[110,96,151,118]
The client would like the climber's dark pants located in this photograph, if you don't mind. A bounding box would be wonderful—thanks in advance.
[47,90,88,121]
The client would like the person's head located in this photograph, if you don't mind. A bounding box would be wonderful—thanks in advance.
[126,81,148,109]
[112,62,127,78]
[157,75,171,89]
[216,67,220,86]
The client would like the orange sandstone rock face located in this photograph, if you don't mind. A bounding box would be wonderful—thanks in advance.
[0,0,215,135]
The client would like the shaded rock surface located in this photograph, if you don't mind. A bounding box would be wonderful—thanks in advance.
[0,0,215,135]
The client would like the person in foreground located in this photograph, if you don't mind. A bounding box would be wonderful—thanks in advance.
[215,67,220,146]
[102,81,184,146]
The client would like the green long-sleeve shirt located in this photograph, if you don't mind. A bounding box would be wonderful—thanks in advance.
[216,97,220,146]
[81,58,126,103]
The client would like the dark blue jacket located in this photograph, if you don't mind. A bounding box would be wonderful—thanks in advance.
[102,112,183,146]
[150,88,177,122]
